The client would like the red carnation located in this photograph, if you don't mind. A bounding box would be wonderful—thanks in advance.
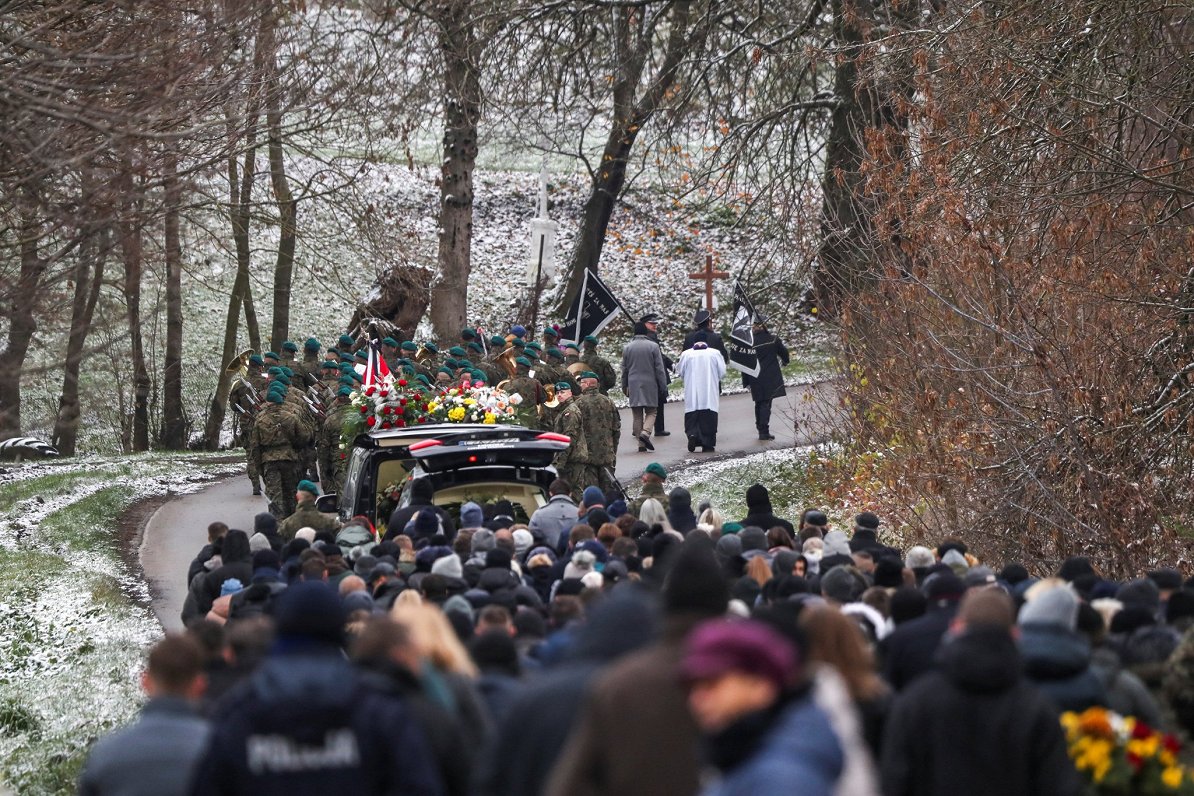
[399,398,407,406]
[381,420,392,429]
[365,386,376,396]
[359,405,368,414]
[365,416,376,428]
[379,390,389,398]
[395,419,406,427]
[1131,721,1153,740]
[1164,734,1182,754]
[397,379,407,387]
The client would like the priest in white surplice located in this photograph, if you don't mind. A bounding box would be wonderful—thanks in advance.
[676,336,727,452]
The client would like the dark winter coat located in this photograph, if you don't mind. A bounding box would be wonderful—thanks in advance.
[880,626,1084,796]
[477,593,658,796]
[682,327,728,361]
[742,328,788,402]
[80,697,210,796]
[546,614,705,796]
[386,479,456,542]
[701,691,843,796]
[190,645,443,796]
[880,602,958,691]
[848,528,901,560]
[739,485,794,537]
[1018,623,1106,713]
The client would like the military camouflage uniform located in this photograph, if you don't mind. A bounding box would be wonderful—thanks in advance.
[276,500,342,541]
[317,401,352,497]
[294,352,321,387]
[628,479,670,517]
[249,402,305,517]
[583,343,618,395]
[554,384,620,500]
[506,367,546,427]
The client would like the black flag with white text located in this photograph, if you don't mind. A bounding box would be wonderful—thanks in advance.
[726,279,760,377]
[559,268,627,344]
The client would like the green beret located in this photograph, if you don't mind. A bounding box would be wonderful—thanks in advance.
[511,338,526,348]
[248,354,264,366]
[355,350,369,361]
[340,354,354,363]
[266,391,285,404]
[339,363,355,373]
[402,365,415,376]
[327,347,340,357]
[280,367,294,378]
[555,381,572,391]
[382,337,399,347]
[337,386,353,398]
[444,359,458,369]
[543,327,559,338]
[525,341,542,352]
[563,341,579,352]
[423,343,439,354]
[467,342,484,353]
[275,375,291,386]
[448,346,466,357]
[645,462,667,480]
[401,341,418,352]
[338,376,355,387]
[264,351,280,361]
[583,335,599,345]
[515,356,532,368]
[322,360,338,369]
[456,359,472,369]
[461,327,477,340]
[721,521,743,534]
[470,370,487,382]
[297,479,320,497]
[578,370,599,381]
[282,341,298,352]
[339,334,356,348]
[489,335,506,346]
[547,347,563,359]
[438,367,454,376]
[416,374,432,385]
[268,366,284,377]
[304,337,320,352]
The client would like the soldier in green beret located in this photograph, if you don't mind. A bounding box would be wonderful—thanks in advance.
[276,479,342,541]
[554,371,620,500]
[583,335,618,394]
[317,387,354,498]
[628,462,670,516]
[280,341,299,371]
[506,356,546,424]
[250,388,305,517]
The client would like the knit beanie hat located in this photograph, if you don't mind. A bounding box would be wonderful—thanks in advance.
[512,529,534,559]
[739,526,767,553]
[274,581,346,644]
[431,553,463,580]
[471,529,496,554]
[1019,585,1079,630]
[248,532,272,553]
[941,548,970,576]
[904,545,936,570]
[460,501,484,529]
[663,543,729,617]
[220,578,244,597]
[1117,578,1161,611]
[822,530,851,558]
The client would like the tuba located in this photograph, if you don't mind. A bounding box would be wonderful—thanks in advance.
[567,361,592,377]
[225,348,253,379]
[414,345,436,366]
[495,347,519,379]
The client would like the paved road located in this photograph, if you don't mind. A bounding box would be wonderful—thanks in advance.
[142,382,840,631]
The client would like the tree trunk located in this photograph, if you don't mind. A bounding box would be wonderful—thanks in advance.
[232,134,260,353]
[244,277,261,353]
[429,10,483,342]
[118,170,151,453]
[263,11,296,353]
[0,198,45,440]
[813,0,917,320]
[160,154,186,449]
[555,1,697,315]
[53,224,109,456]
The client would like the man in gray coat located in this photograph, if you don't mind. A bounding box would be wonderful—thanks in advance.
[79,635,211,796]
[621,318,669,452]
[529,478,580,550]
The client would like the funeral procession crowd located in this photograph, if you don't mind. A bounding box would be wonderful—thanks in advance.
[77,312,1194,796]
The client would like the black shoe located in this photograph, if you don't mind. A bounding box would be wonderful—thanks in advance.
[638,446,648,453]
[758,433,776,441]
[638,433,655,451]
[252,487,261,496]
[687,436,697,452]
[655,430,671,437]
[703,446,715,452]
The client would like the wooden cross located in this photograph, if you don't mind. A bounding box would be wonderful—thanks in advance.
[688,254,729,312]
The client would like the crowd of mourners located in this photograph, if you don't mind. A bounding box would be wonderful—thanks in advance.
[79,466,1194,796]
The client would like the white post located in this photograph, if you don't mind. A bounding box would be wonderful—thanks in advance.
[527,158,559,288]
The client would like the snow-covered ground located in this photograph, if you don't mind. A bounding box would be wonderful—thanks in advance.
[0,455,240,794]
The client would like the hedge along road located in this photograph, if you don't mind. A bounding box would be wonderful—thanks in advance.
[141,381,841,631]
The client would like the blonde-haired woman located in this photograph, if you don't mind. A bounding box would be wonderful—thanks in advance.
[390,602,491,745]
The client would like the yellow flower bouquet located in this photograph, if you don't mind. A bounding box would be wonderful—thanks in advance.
[1061,707,1194,794]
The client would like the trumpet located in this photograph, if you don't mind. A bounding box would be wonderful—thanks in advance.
[414,345,436,366]
[566,361,592,377]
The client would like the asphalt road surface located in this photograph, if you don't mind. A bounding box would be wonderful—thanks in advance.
[142,382,840,631]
